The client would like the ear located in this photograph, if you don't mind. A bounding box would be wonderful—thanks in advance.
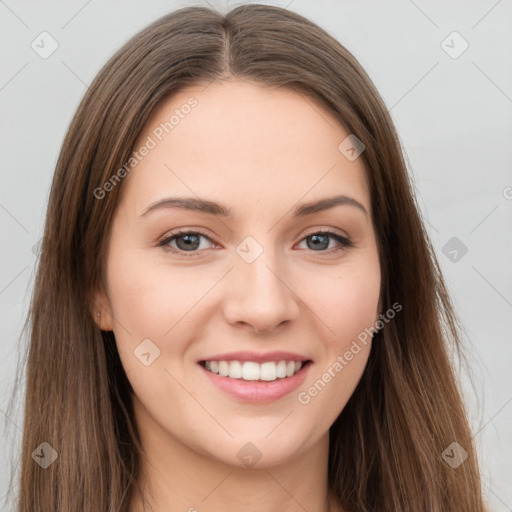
[91,280,114,331]
[376,297,383,323]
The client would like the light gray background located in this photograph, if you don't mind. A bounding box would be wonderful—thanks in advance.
[1,0,511,510]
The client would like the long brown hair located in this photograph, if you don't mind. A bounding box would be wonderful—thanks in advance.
[9,4,486,511]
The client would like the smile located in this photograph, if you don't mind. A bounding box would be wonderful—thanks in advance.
[201,359,306,381]
[198,359,312,403]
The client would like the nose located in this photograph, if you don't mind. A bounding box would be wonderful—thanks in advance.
[223,249,300,334]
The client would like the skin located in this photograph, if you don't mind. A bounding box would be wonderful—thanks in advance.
[95,79,381,512]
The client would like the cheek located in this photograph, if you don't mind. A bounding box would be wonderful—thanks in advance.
[302,258,381,345]
[106,247,209,337]
[334,274,380,338]
[295,264,379,425]
[104,248,207,403]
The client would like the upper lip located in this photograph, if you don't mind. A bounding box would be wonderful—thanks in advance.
[198,351,312,364]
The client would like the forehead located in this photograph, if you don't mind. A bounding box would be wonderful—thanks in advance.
[120,79,370,218]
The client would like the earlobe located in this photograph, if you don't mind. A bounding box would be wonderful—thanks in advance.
[373,299,384,336]
[92,284,114,331]
[95,310,114,331]
[376,299,383,324]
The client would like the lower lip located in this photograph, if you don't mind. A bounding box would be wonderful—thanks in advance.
[199,362,312,403]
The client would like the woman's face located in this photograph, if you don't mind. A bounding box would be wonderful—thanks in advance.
[96,79,381,468]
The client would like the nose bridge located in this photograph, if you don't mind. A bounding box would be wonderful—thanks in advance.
[223,233,299,331]
[236,234,288,297]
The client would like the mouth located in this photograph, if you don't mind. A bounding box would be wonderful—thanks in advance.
[198,359,312,382]
[197,359,313,403]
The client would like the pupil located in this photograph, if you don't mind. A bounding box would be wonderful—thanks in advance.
[309,234,328,250]
[177,234,199,251]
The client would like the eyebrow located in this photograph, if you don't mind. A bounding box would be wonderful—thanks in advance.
[139,194,368,218]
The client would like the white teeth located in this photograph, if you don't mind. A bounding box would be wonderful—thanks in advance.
[228,360,243,379]
[218,361,229,377]
[242,362,260,381]
[260,362,277,381]
[276,360,287,378]
[203,359,305,381]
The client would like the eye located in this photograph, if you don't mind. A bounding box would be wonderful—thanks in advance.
[158,229,352,257]
[297,230,352,252]
[158,231,216,256]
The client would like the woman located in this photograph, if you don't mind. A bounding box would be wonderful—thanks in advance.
[14,4,486,511]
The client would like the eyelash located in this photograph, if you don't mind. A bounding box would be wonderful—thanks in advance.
[157,229,353,257]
